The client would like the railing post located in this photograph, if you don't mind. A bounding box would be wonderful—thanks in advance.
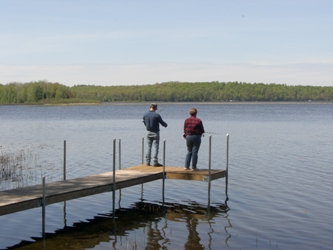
[42,176,46,238]
[141,137,145,198]
[225,134,229,201]
[208,135,212,209]
[162,139,166,204]
[63,140,66,181]
[142,137,144,164]
[118,139,122,207]
[118,139,121,170]
[112,139,116,222]
[63,140,67,227]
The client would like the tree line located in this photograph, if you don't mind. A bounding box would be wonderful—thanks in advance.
[0,81,75,104]
[1,80,332,104]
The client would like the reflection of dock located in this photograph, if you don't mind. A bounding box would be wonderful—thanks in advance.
[0,166,225,216]
[7,201,229,249]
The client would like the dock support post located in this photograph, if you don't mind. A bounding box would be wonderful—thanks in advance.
[42,176,46,238]
[142,137,144,164]
[63,200,67,228]
[141,184,144,201]
[118,139,122,207]
[63,140,66,180]
[208,135,212,209]
[118,139,121,170]
[112,139,116,222]
[162,139,166,204]
[141,137,144,200]
[225,134,229,202]
[63,140,67,227]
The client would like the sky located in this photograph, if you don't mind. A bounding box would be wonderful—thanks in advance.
[0,0,332,87]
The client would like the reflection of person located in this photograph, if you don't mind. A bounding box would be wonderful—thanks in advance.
[183,108,205,171]
[143,103,168,166]
[184,217,202,250]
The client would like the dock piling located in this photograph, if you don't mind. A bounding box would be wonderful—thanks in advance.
[142,137,144,164]
[63,140,67,227]
[141,137,144,200]
[118,139,121,170]
[225,134,229,202]
[162,139,166,204]
[118,139,122,206]
[63,140,66,181]
[42,176,46,238]
[112,139,116,221]
[208,135,212,209]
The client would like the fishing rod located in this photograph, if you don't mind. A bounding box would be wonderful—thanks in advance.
[156,106,223,135]
[199,131,224,138]
[204,131,224,135]
[156,106,168,113]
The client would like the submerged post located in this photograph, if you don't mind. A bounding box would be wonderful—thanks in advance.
[112,139,116,221]
[162,139,166,204]
[225,134,229,201]
[63,200,67,228]
[42,176,46,238]
[208,135,212,209]
[141,183,144,201]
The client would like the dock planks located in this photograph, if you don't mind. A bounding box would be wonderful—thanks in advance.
[0,165,225,216]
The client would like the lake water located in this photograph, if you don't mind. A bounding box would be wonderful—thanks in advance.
[0,103,332,250]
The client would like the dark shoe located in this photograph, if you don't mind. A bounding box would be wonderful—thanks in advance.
[153,163,163,167]
[146,163,150,166]
[184,167,190,170]
[192,168,199,171]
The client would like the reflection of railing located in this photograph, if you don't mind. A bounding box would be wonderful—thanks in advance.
[9,201,229,249]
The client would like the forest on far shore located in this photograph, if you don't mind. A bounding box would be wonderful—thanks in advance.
[0,80,332,104]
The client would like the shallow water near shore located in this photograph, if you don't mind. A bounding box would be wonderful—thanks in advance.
[0,103,332,249]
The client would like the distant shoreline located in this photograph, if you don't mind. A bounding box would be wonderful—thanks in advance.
[98,101,333,105]
[1,101,332,107]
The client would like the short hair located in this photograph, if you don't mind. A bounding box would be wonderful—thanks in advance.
[190,108,197,116]
[150,103,157,109]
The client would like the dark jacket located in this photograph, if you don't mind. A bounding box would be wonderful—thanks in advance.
[143,111,167,132]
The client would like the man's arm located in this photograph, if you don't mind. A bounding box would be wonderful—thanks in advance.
[142,115,146,126]
[158,115,167,127]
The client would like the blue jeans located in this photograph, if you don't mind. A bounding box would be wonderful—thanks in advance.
[185,135,201,169]
[146,131,160,164]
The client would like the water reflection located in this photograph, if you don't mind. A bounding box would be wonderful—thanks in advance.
[7,201,229,249]
[184,217,201,249]
[223,214,232,247]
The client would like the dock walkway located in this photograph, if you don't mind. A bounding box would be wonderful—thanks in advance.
[0,165,225,216]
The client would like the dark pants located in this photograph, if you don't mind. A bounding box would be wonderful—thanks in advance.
[185,134,201,169]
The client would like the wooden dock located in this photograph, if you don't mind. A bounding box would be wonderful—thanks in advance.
[0,165,225,216]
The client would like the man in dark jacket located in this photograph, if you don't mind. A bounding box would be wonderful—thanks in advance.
[143,103,168,166]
